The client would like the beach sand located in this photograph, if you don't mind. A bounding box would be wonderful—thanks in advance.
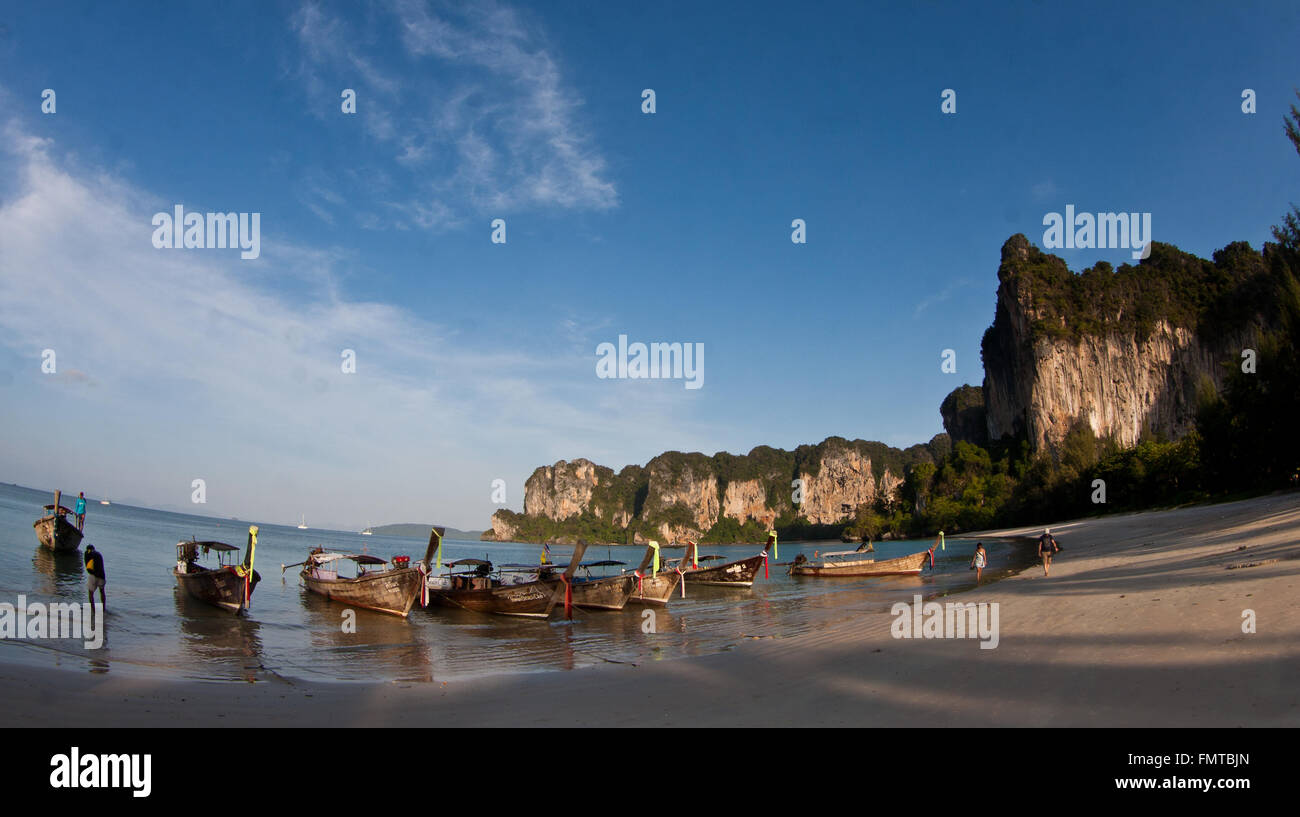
[3,492,1298,727]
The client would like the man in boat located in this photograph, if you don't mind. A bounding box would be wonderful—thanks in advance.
[84,544,107,611]
[1037,529,1060,576]
[74,491,87,532]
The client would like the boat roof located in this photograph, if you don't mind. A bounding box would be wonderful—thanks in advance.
[448,558,491,567]
[581,560,627,567]
[311,552,387,565]
[181,540,238,552]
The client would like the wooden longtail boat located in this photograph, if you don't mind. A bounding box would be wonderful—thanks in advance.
[532,545,658,611]
[173,527,261,614]
[424,532,588,618]
[296,530,439,618]
[788,548,931,577]
[673,540,770,587]
[627,543,684,605]
[33,490,83,553]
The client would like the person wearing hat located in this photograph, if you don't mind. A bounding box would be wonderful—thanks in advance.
[1037,528,1060,576]
[84,544,107,611]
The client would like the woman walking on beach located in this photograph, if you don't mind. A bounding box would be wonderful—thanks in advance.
[1038,529,1060,576]
[970,542,987,583]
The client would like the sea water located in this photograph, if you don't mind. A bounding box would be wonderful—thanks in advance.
[0,482,1035,683]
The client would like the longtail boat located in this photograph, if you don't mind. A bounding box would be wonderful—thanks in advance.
[788,547,931,577]
[532,544,659,611]
[293,527,440,618]
[627,541,685,605]
[173,526,261,614]
[424,531,588,618]
[673,535,775,587]
[33,490,83,553]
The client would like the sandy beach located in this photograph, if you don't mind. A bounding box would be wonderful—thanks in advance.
[3,492,1298,727]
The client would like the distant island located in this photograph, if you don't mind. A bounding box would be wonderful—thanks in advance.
[369,523,483,540]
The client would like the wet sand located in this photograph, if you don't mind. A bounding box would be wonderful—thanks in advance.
[3,492,1298,727]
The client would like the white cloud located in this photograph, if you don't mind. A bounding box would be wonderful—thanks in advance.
[0,121,690,530]
[289,0,617,229]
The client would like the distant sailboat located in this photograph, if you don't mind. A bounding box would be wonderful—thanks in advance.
[100,498,111,505]
[297,514,308,530]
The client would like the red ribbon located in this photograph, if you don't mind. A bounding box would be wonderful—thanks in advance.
[928,547,935,568]
[764,554,769,579]
[635,571,643,597]
[562,574,572,619]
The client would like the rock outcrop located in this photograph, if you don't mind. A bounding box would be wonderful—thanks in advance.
[982,234,1267,452]
[489,437,940,544]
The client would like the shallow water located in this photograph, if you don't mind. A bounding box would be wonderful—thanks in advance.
[0,482,1035,682]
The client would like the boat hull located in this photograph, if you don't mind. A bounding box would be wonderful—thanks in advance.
[428,578,561,618]
[627,570,682,605]
[301,567,424,617]
[33,515,83,553]
[789,549,930,577]
[568,574,635,611]
[174,566,257,614]
[680,554,765,587]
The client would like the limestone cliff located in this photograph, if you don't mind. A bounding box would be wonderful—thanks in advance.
[982,235,1270,452]
[487,437,942,544]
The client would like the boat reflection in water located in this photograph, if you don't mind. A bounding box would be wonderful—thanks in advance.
[32,546,85,595]
[173,591,265,682]
[297,590,433,682]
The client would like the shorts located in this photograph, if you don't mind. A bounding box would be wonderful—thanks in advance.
[87,575,105,591]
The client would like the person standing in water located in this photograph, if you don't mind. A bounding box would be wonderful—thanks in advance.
[1038,528,1060,576]
[84,544,107,611]
[970,542,988,583]
[74,491,87,532]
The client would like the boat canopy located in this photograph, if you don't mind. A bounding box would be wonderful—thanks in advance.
[448,558,491,567]
[581,560,627,568]
[309,551,387,565]
[183,541,239,552]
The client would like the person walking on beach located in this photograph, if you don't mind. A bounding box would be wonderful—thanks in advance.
[74,491,87,532]
[970,542,988,583]
[1038,528,1060,576]
[84,544,106,611]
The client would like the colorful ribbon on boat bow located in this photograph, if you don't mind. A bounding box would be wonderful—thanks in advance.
[561,573,572,619]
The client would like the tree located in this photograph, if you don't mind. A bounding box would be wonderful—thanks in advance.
[1272,89,1300,254]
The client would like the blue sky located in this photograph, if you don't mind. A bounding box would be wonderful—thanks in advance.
[0,0,1296,530]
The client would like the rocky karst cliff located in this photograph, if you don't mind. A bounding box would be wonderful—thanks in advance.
[982,235,1271,452]
[486,234,1283,543]
[486,437,942,544]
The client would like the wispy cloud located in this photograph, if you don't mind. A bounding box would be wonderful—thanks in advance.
[0,119,684,529]
[289,0,617,230]
[913,278,972,319]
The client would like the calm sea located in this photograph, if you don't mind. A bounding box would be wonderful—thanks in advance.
[0,482,1033,683]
